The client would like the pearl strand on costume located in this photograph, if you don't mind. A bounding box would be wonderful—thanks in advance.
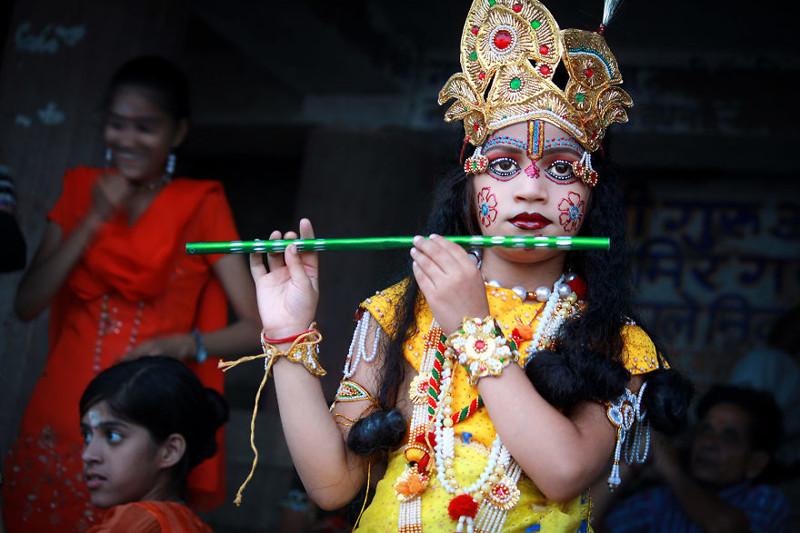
[433,353,508,497]
[343,312,381,378]
[622,382,651,465]
[527,274,566,354]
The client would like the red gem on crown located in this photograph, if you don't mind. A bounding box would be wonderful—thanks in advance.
[493,30,513,50]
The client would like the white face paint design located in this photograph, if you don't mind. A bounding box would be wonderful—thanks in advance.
[88,409,102,430]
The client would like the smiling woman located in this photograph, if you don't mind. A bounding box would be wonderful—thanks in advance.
[3,56,261,530]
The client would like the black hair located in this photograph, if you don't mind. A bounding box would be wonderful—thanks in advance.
[79,356,228,496]
[696,384,784,455]
[347,147,693,456]
[104,55,191,121]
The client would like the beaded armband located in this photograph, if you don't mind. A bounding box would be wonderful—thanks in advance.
[330,379,378,427]
[604,382,650,490]
[445,316,519,386]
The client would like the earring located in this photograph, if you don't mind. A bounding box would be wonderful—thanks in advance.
[574,151,598,187]
[166,153,176,176]
[105,148,112,169]
[464,146,488,175]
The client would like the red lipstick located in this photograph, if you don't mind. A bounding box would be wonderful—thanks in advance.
[509,213,551,230]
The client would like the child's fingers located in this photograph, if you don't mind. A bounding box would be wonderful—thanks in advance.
[265,229,286,271]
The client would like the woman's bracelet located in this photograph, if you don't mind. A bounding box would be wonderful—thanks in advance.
[191,328,207,364]
[444,316,519,385]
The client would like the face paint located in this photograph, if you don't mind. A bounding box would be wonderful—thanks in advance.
[557,191,585,233]
[88,410,102,431]
[527,120,545,161]
[477,187,498,228]
[544,136,583,153]
[524,163,539,179]
[484,135,527,151]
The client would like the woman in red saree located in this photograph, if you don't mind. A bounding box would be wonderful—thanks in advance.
[3,56,260,531]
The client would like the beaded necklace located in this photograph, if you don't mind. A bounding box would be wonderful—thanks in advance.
[395,275,585,532]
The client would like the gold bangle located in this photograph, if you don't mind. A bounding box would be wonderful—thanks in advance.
[445,316,518,385]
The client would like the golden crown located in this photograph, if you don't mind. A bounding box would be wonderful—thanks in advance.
[438,0,632,154]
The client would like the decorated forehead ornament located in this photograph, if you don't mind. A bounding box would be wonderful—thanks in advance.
[441,0,633,187]
[88,410,102,430]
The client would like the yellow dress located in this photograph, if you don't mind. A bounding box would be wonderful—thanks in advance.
[353,281,663,533]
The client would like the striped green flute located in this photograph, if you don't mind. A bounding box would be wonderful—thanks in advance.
[185,235,609,255]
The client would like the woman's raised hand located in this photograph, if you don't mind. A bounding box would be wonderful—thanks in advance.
[90,172,131,221]
[411,234,489,334]
[250,218,319,339]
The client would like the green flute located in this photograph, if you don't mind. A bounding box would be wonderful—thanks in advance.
[185,236,609,255]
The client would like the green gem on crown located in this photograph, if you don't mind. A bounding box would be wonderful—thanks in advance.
[576,94,585,103]
[531,20,541,29]
[488,0,497,5]
[510,77,522,90]
[470,51,478,61]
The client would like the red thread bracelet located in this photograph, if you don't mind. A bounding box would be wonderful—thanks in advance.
[261,327,316,345]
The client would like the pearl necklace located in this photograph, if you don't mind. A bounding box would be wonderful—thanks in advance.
[485,273,577,303]
[485,277,570,303]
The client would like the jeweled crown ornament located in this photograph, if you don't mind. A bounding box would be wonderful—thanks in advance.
[438,0,632,154]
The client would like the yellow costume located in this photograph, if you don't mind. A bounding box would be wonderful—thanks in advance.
[351,281,663,532]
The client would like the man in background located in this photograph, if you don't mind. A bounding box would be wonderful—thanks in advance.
[599,384,790,533]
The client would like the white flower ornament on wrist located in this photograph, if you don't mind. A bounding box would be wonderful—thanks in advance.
[445,316,519,385]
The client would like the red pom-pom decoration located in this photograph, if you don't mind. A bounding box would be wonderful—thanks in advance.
[565,276,587,300]
[447,494,479,521]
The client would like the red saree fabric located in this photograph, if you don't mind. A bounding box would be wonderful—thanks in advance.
[86,501,214,532]
[2,167,237,531]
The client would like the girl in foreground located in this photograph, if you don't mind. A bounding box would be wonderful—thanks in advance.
[247,1,691,531]
[80,357,226,532]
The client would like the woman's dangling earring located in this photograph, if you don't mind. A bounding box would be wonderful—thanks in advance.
[105,148,112,169]
[166,152,176,177]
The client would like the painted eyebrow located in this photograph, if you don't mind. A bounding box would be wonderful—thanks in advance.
[484,144,525,154]
[484,145,582,158]
[542,146,582,158]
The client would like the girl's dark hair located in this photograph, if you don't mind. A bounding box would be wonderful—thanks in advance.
[104,55,191,120]
[347,148,693,455]
[79,356,228,494]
